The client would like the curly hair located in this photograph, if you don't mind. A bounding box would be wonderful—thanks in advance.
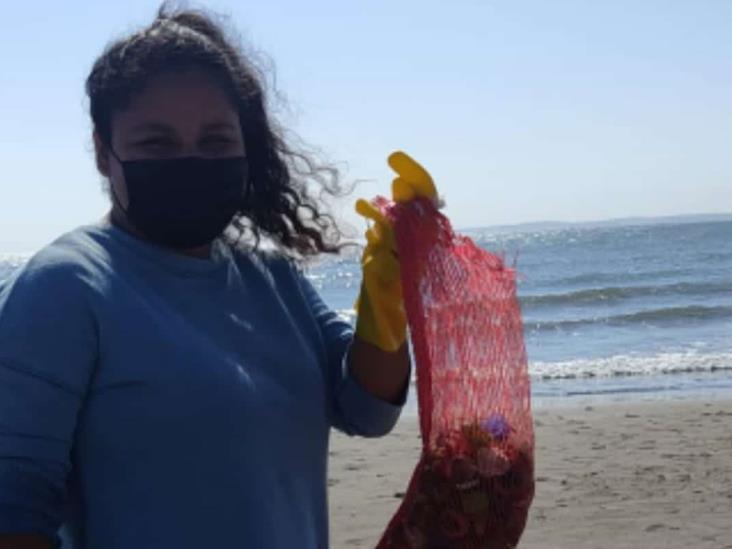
[86,3,347,258]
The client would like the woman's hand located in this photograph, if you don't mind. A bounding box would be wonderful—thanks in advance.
[347,152,438,405]
[353,151,438,353]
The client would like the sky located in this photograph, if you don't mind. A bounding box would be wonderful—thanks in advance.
[0,0,730,253]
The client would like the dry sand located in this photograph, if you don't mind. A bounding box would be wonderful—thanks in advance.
[328,398,732,549]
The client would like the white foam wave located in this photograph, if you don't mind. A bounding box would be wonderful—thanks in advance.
[334,310,731,383]
[530,351,732,380]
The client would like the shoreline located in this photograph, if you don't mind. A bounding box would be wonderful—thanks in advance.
[329,397,732,548]
[397,369,732,417]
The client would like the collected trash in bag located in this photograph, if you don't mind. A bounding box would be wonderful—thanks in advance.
[375,194,535,549]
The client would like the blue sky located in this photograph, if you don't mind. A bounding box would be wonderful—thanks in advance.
[1,0,730,252]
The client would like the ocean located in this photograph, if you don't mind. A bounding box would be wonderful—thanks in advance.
[306,218,732,411]
[2,218,731,410]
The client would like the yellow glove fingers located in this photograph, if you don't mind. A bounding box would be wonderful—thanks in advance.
[388,151,431,184]
[355,198,390,227]
[357,198,398,254]
[353,149,441,352]
[365,226,381,248]
[388,151,437,201]
[392,177,416,203]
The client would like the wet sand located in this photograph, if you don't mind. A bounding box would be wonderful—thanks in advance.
[329,399,732,548]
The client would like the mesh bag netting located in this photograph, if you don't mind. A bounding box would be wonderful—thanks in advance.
[375,197,535,549]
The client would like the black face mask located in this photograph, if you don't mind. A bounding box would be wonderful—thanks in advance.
[109,150,249,249]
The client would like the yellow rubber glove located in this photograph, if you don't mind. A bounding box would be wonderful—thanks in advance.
[354,151,438,352]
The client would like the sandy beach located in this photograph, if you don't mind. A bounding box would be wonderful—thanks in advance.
[328,398,732,549]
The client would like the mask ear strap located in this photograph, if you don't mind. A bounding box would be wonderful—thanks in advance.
[104,137,122,161]
[105,144,129,213]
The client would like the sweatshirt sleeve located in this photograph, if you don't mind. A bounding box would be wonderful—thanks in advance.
[294,272,406,438]
[0,249,98,537]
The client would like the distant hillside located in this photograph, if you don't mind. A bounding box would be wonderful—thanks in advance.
[460,213,732,235]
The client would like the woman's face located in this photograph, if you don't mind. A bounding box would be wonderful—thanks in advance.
[96,68,246,210]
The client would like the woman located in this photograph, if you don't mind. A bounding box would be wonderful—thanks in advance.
[0,6,437,549]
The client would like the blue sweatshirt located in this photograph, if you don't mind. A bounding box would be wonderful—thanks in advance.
[0,222,404,548]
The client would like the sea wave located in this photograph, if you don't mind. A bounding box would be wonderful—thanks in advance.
[339,303,732,332]
[530,351,732,380]
[544,268,700,288]
[525,305,732,332]
[521,281,732,308]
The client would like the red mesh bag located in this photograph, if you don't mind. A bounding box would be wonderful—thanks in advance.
[376,197,535,549]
